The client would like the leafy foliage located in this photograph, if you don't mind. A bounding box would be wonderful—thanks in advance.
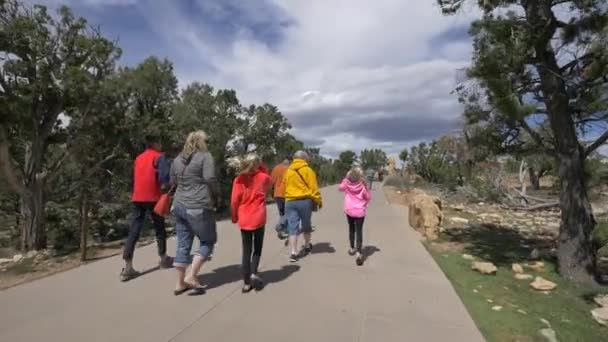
[359,148,388,170]
[437,0,608,282]
[0,0,365,254]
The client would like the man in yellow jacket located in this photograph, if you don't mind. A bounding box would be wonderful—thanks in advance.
[283,150,323,262]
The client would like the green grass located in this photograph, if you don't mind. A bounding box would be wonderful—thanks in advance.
[8,258,36,275]
[426,225,607,342]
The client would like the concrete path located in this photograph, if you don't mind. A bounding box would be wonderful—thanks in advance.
[0,186,483,342]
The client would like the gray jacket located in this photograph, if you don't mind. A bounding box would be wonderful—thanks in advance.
[170,151,217,209]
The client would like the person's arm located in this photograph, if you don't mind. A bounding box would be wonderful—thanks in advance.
[230,179,242,224]
[264,174,273,194]
[363,184,372,202]
[157,155,171,192]
[305,168,322,208]
[168,160,178,194]
[202,153,221,209]
[338,177,349,192]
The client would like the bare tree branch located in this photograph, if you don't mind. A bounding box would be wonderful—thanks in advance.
[585,130,608,157]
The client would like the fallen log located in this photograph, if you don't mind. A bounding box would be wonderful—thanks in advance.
[510,202,560,211]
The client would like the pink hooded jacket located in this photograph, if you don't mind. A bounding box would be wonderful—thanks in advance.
[338,178,371,218]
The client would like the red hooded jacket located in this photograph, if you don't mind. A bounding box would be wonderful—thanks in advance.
[132,149,162,203]
[231,164,273,231]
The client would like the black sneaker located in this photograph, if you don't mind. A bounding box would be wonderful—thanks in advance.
[356,253,364,266]
[304,243,313,254]
[289,253,298,263]
[120,267,140,282]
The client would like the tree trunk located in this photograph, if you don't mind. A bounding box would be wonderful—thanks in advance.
[79,191,90,262]
[555,153,596,282]
[528,168,541,191]
[20,180,47,251]
[526,1,596,283]
[519,160,528,205]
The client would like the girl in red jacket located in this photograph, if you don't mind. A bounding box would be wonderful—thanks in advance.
[230,153,273,293]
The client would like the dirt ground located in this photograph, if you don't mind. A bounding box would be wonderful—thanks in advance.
[0,239,155,290]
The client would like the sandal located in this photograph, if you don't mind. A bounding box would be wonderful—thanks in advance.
[188,286,206,296]
[173,287,191,296]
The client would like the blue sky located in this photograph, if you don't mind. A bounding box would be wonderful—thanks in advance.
[37,0,480,158]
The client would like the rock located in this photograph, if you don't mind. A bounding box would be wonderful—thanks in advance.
[492,305,503,311]
[515,273,534,280]
[527,261,545,271]
[594,294,608,307]
[478,213,503,222]
[449,217,469,225]
[12,254,23,263]
[539,328,558,342]
[530,277,557,291]
[540,318,551,327]
[462,254,475,260]
[408,190,442,240]
[517,309,528,315]
[591,307,608,326]
[26,251,38,259]
[512,263,524,274]
[529,248,541,260]
[472,261,497,275]
[0,258,12,265]
[452,204,466,211]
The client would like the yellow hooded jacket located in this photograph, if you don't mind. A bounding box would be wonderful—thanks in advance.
[283,158,322,206]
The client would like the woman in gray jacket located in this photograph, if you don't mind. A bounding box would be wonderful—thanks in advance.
[170,130,220,295]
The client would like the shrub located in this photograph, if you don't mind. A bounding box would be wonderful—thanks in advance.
[592,220,608,249]
[46,202,79,253]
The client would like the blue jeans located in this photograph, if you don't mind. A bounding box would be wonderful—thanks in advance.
[172,204,216,267]
[275,197,288,234]
[123,202,166,261]
[285,199,313,236]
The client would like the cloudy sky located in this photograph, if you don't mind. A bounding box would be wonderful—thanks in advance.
[38,0,480,158]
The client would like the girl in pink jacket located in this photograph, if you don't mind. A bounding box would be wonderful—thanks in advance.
[338,167,372,266]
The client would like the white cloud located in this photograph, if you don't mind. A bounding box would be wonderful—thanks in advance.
[39,0,482,158]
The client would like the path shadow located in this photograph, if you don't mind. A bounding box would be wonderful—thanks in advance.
[310,242,336,255]
[256,265,301,291]
[362,245,381,261]
[442,224,555,267]
[198,264,242,290]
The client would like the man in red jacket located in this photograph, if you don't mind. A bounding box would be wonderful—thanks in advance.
[121,135,173,282]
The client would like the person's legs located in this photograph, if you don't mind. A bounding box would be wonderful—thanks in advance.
[149,204,172,268]
[275,197,288,238]
[355,217,365,252]
[285,201,300,260]
[251,227,265,276]
[355,216,365,266]
[173,207,194,293]
[299,200,313,252]
[347,215,356,253]
[241,230,253,285]
[122,203,146,276]
[186,209,216,291]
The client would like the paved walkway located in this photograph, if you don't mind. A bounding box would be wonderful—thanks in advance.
[0,186,483,342]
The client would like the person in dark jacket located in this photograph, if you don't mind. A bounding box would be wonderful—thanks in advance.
[121,135,174,282]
